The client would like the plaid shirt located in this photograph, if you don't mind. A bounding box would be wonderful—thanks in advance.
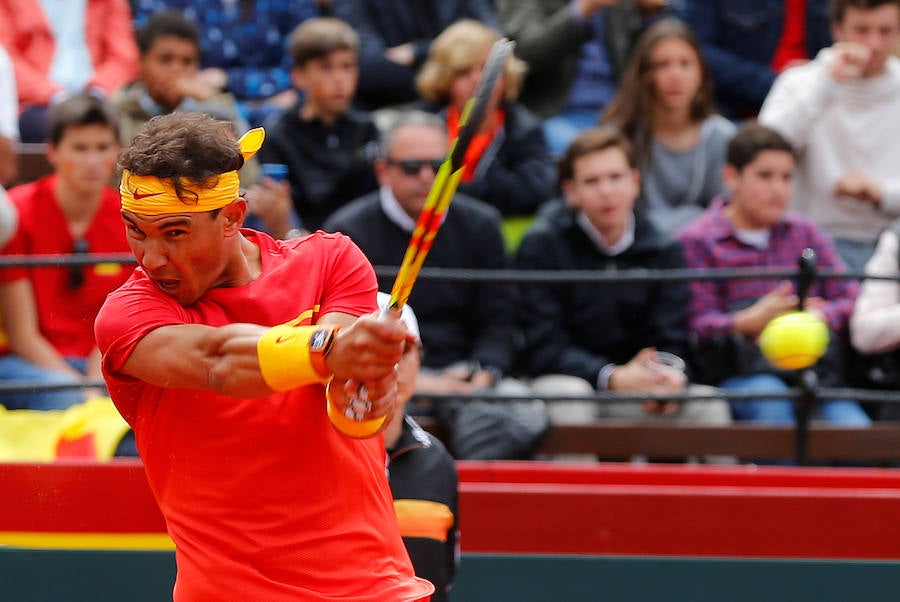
[678,196,858,339]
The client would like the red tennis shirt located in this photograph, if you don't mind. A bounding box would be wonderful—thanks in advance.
[96,230,433,601]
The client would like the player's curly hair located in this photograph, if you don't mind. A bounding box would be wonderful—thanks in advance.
[118,113,244,204]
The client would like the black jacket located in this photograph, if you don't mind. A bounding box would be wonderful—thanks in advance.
[257,106,379,231]
[332,0,502,108]
[388,415,459,602]
[421,101,557,217]
[515,200,690,383]
[323,190,517,372]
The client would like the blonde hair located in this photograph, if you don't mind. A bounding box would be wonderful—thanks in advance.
[416,20,527,104]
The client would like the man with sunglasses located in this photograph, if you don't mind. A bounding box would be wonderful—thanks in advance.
[324,111,549,460]
[0,94,130,411]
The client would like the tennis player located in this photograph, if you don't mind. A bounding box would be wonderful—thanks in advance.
[95,112,433,601]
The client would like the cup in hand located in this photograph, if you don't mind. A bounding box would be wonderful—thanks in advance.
[643,351,686,415]
[646,351,686,375]
[260,163,289,183]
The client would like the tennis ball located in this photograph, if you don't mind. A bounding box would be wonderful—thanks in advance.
[326,399,386,438]
[758,311,829,370]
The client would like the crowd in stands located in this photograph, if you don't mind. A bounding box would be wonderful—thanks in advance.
[1,0,899,593]
[1,2,900,450]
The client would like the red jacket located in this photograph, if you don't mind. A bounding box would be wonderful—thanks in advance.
[0,0,138,109]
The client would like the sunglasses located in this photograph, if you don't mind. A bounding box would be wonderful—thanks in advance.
[386,158,444,176]
[68,238,90,290]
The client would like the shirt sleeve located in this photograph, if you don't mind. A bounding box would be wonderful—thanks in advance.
[95,277,187,377]
[851,228,900,354]
[315,233,379,318]
[679,231,737,338]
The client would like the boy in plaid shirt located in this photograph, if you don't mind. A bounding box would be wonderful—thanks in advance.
[679,123,869,426]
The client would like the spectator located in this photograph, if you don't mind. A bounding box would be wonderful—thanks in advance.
[0,46,18,186]
[680,0,832,120]
[416,20,556,219]
[0,0,139,142]
[602,19,735,234]
[114,10,251,145]
[851,223,900,358]
[113,10,300,238]
[323,111,549,460]
[759,0,900,272]
[257,17,379,233]
[679,122,870,427]
[516,127,732,461]
[0,94,131,411]
[848,221,900,418]
[498,0,673,156]
[379,293,458,602]
[131,0,319,127]
[331,0,502,110]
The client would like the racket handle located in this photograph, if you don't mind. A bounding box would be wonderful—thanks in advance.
[326,398,386,438]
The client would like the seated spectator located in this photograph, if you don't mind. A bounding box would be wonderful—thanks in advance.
[602,19,735,235]
[323,111,549,460]
[114,10,251,145]
[849,221,900,418]
[759,0,900,272]
[379,293,458,602]
[257,17,379,233]
[678,122,870,427]
[679,0,832,120]
[0,94,131,411]
[113,10,299,238]
[416,20,556,219]
[131,0,319,127]
[0,45,18,186]
[515,127,732,462]
[0,0,139,142]
[331,0,503,110]
[498,0,672,156]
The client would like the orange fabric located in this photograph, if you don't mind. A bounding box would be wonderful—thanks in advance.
[447,105,505,183]
[0,0,139,108]
[394,499,455,542]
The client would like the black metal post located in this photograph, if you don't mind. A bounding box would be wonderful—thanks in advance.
[794,368,817,465]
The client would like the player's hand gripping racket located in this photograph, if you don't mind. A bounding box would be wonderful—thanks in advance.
[327,37,516,438]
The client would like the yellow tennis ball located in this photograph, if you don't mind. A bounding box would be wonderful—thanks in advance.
[759,311,829,370]
[326,399,386,438]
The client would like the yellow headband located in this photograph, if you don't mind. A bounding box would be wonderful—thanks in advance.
[119,127,265,215]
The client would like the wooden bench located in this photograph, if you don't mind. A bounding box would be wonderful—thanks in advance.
[415,416,900,462]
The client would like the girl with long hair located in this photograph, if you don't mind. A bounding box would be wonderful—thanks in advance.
[603,19,735,234]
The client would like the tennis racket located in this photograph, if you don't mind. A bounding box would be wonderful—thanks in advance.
[386,37,515,312]
[328,38,515,438]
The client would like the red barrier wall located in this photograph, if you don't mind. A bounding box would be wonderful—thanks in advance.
[4,460,900,559]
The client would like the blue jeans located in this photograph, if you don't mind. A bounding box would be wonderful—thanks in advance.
[542,110,599,157]
[719,373,871,425]
[0,355,86,411]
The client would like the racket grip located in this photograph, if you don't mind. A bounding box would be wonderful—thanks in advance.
[325,380,386,438]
